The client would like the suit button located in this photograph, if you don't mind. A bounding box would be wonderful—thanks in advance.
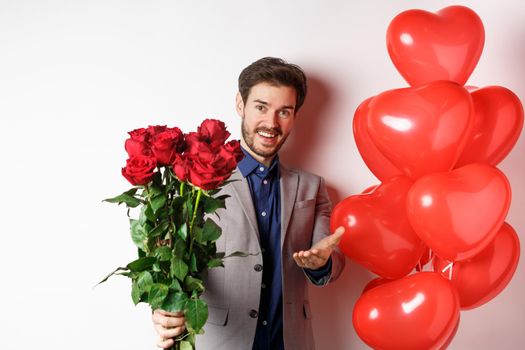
[254,264,263,272]
[249,310,258,318]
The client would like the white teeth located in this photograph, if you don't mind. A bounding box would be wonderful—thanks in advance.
[257,131,276,138]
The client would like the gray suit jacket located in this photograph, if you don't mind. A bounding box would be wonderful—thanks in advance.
[198,164,345,350]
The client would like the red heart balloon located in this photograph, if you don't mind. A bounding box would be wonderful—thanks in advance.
[387,5,484,86]
[433,222,520,309]
[362,277,393,294]
[330,176,425,279]
[455,86,524,167]
[439,316,460,350]
[353,97,403,181]
[367,81,473,179]
[353,272,460,350]
[407,163,511,261]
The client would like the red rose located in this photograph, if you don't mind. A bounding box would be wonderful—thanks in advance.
[147,125,167,138]
[125,128,152,157]
[122,155,157,185]
[186,147,240,190]
[185,132,212,155]
[198,119,230,149]
[221,140,244,163]
[173,154,190,182]
[185,119,231,154]
[151,127,185,165]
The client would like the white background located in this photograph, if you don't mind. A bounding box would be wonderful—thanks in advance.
[0,0,524,349]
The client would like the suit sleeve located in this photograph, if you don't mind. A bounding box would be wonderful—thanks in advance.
[304,176,345,286]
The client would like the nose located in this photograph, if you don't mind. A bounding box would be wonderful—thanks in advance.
[263,110,279,128]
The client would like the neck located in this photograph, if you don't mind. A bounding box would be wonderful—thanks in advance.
[241,139,275,167]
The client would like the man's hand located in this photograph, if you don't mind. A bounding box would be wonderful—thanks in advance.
[152,309,186,349]
[292,226,345,270]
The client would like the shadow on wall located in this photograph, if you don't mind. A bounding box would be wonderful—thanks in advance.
[280,74,346,205]
[280,75,333,172]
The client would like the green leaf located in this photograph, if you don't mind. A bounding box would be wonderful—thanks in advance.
[152,263,161,272]
[148,284,169,309]
[171,256,188,281]
[155,246,173,261]
[207,259,224,268]
[96,266,128,286]
[151,172,163,188]
[197,218,221,243]
[161,291,189,313]
[127,257,156,272]
[131,280,141,305]
[130,219,147,250]
[150,220,170,238]
[144,205,156,222]
[171,196,185,215]
[177,223,188,240]
[151,195,167,213]
[185,298,208,332]
[190,253,198,272]
[173,238,186,258]
[137,271,153,293]
[170,278,183,292]
[184,276,204,293]
[139,206,148,225]
[103,189,142,208]
[203,196,226,214]
[180,341,193,350]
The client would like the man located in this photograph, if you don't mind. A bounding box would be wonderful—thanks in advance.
[152,57,346,350]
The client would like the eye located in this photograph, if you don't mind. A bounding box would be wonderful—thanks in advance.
[278,109,291,118]
[255,105,266,112]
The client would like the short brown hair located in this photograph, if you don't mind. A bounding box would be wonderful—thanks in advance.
[238,57,308,112]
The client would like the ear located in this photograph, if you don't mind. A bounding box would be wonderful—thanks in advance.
[235,92,244,117]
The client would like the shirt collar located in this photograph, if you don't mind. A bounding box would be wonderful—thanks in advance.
[238,146,279,178]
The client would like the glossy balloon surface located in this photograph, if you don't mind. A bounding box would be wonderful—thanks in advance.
[407,163,511,261]
[387,5,484,86]
[331,176,425,279]
[353,97,403,181]
[456,86,524,167]
[434,222,520,309]
[353,272,460,350]
[367,81,473,179]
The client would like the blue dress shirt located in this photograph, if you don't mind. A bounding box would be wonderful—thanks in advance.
[238,147,331,350]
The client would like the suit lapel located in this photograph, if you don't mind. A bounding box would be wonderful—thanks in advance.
[280,164,298,248]
[229,169,260,243]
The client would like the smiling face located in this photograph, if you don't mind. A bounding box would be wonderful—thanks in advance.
[236,82,297,166]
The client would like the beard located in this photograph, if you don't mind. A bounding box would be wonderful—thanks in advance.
[241,116,289,159]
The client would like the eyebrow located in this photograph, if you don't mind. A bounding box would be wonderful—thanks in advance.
[253,99,295,111]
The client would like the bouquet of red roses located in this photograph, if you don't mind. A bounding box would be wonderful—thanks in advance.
[100,119,244,350]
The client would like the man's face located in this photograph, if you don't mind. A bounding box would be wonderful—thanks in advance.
[236,82,297,162]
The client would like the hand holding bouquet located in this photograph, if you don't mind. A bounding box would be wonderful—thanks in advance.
[100,119,244,350]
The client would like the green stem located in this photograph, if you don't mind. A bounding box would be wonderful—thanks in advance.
[180,182,185,196]
[143,183,150,198]
[188,189,203,256]
[165,168,174,247]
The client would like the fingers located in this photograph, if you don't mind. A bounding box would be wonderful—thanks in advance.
[154,323,186,339]
[152,309,186,348]
[152,309,186,329]
[328,226,345,247]
[156,337,174,349]
[293,250,327,269]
